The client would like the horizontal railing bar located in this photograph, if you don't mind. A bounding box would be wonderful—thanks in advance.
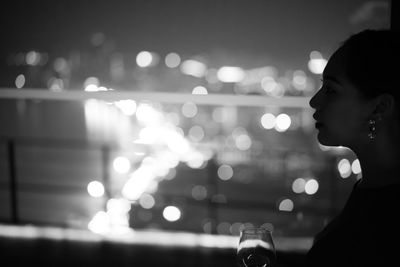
[0,88,312,108]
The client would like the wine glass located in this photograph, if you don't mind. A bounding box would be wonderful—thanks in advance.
[236,227,277,267]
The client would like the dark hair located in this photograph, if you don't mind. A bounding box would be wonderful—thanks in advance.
[337,29,400,103]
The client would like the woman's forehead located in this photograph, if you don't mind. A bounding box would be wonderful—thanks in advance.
[325,50,345,73]
[323,49,349,80]
[323,49,364,97]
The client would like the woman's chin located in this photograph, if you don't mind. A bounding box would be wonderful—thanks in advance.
[317,134,340,147]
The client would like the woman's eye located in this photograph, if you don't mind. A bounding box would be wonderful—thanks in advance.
[321,79,336,94]
[322,84,335,94]
[325,86,334,93]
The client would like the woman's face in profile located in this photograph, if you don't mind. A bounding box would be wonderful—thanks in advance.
[309,48,373,148]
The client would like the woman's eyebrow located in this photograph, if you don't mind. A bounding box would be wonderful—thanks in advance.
[322,75,343,86]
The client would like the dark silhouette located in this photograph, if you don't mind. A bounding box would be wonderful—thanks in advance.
[306,29,400,266]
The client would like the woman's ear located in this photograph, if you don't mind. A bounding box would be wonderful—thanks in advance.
[371,93,396,120]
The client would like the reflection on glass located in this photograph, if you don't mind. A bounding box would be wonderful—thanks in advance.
[237,227,277,267]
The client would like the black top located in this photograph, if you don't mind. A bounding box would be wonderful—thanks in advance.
[305,180,400,267]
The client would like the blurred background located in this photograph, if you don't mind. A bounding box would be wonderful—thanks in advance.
[0,0,394,266]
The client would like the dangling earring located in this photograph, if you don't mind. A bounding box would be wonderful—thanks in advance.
[368,119,376,141]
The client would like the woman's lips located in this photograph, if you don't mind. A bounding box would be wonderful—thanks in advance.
[315,122,323,128]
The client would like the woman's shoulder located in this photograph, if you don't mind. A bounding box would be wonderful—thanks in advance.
[354,180,400,198]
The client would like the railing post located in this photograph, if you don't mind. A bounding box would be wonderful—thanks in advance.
[101,145,111,209]
[7,139,19,224]
[207,157,219,234]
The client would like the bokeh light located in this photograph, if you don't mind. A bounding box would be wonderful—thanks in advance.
[180,59,207,77]
[292,70,307,91]
[202,220,213,234]
[217,164,233,181]
[261,113,276,129]
[191,185,208,200]
[87,181,105,198]
[188,125,205,142]
[292,178,306,193]
[163,206,181,222]
[53,57,68,74]
[48,78,64,91]
[186,152,206,169]
[234,133,252,151]
[26,51,41,66]
[115,99,137,116]
[107,198,131,214]
[278,199,294,212]
[113,156,131,174]
[139,193,156,209]
[305,179,319,195]
[84,77,100,88]
[136,103,164,126]
[275,113,291,132]
[15,74,25,89]
[308,51,327,74]
[192,86,208,95]
[217,66,245,83]
[165,52,181,68]
[217,222,231,235]
[351,159,362,175]
[136,51,153,67]
[88,211,110,234]
[230,222,243,235]
[181,102,198,118]
[338,158,352,178]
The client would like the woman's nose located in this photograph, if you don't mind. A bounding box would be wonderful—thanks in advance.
[309,89,321,109]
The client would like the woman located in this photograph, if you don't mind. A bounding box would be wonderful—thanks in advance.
[306,29,400,266]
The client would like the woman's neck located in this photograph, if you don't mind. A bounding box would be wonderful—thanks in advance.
[354,136,400,188]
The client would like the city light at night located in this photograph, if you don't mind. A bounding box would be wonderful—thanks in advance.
[0,1,394,266]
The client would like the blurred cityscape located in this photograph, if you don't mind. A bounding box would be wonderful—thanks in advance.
[0,0,391,244]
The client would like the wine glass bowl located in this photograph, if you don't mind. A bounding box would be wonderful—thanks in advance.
[236,227,277,267]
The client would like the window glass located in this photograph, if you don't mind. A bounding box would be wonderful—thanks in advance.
[0,0,391,249]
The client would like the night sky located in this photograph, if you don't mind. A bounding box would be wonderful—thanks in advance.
[0,0,391,84]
